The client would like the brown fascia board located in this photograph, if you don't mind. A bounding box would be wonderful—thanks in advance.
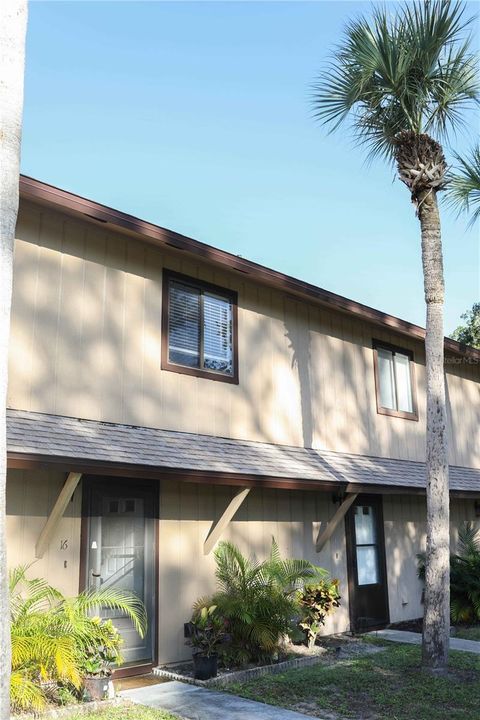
[7,452,480,498]
[19,174,480,361]
[7,451,344,492]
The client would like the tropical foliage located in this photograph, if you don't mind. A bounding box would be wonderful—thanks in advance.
[451,302,480,348]
[195,539,329,664]
[312,0,479,671]
[9,565,147,712]
[446,145,480,226]
[186,604,227,658]
[418,523,480,623]
[297,579,341,649]
[312,0,478,164]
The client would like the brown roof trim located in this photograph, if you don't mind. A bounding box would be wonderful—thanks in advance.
[8,451,479,498]
[19,174,480,361]
[7,450,344,492]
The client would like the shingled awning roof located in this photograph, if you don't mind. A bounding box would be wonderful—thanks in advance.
[6,409,480,495]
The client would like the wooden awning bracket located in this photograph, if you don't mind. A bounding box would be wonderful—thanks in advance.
[204,487,251,555]
[35,472,82,559]
[315,492,358,553]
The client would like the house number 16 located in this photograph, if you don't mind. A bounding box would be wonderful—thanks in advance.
[60,539,68,551]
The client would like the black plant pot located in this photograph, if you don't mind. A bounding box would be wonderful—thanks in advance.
[83,675,113,701]
[192,652,218,680]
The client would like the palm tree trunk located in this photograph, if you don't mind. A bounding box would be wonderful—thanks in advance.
[0,1,28,716]
[418,188,450,672]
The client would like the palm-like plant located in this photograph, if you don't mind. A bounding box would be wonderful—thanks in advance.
[206,539,326,663]
[446,145,480,226]
[418,523,480,623]
[450,523,480,623]
[312,0,479,671]
[9,565,147,712]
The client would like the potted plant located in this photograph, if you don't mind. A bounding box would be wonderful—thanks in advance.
[297,579,341,649]
[186,604,227,680]
[81,618,122,701]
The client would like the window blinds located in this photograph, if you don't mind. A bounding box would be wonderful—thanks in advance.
[168,279,233,375]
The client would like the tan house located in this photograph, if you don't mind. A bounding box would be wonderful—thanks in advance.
[6,175,480,675]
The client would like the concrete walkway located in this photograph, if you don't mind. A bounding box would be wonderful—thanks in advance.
[368,628,480,654]
[121,680,318,720]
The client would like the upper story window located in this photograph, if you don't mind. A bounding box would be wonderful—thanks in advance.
[161,270,238,384]
[373,340,418,420]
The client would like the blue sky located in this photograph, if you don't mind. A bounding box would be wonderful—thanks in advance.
[22,1,479,333]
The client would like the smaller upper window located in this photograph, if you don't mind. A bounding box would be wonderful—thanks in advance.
[373,341,417,420]
[162,270,238,383]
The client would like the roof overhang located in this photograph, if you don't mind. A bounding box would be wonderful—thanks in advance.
[7,409,480,498]
[7,451,480,499]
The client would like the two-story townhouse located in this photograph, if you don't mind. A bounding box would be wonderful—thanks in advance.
[6,175,480,674]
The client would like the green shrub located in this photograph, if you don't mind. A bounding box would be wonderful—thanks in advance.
[417,522,480,623]
[198,539,329,665]
[9,565,147,712]
[186,604,228,657]
[297,578,341,649]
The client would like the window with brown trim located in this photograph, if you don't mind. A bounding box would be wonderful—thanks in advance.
[161,270,238,383]
[372,340,418,420]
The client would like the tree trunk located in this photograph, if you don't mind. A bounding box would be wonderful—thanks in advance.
[418,188,450,672]
[0,1,28,716]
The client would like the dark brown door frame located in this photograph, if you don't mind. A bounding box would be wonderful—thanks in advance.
[79,476,159,678]
[345,494,390,633]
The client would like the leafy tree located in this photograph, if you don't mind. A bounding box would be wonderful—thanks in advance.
[451,303,480,348]
[312,0,479,671]
[0,2,28,715]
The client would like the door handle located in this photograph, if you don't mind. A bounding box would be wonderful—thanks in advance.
[91,572,101,578]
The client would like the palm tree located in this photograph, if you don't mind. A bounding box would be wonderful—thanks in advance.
[446,145,480,225]
[312,0,479,672]
[0,1,28,714]
[9,565,147,712]
[207,539,325,663]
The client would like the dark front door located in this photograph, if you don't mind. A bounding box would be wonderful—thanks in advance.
[82,478,157,667]
[345,495,389,633]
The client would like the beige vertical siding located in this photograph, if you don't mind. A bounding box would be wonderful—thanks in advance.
[132,486,480,662]
[9,201,480,468]
[7,471,480,665]
[157,481,351,664]
[383,495,479,624]
[6,469,82,597]
[5,473,350,664]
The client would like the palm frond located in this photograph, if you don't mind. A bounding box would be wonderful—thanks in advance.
[445,144,480,225]
[72,588,147,637]
[420,521,480,623]
[457,521,480,557]
[9,564,63,622]
[8,564,148,712]
[209,539,336,663]
[312,0,479,163]
[10,670,46,713]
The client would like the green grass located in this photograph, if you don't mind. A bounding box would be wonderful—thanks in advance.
[226,643,480,720]
[65,706,179,720]
[455,626,480,642]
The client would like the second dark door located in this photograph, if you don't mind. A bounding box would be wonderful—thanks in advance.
[345,495,389,633]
